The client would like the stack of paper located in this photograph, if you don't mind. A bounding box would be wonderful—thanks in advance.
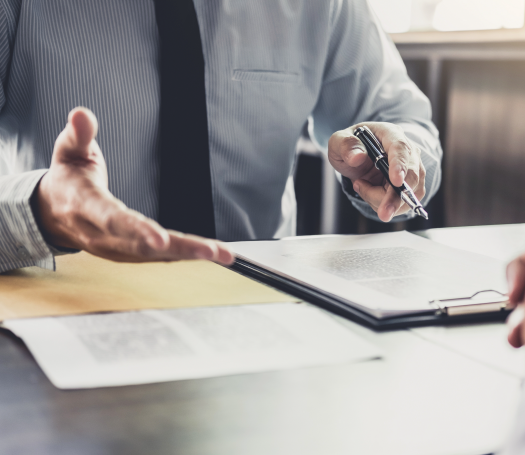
[3,303,381,389]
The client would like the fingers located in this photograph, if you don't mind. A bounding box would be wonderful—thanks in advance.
[507,306,525,348]
[353,179,405,222]
[375,164,426,222]
[365,123,416,187]
[84,229,234,266]
[166,231,234,265]
[327,129,375,182]
[344,123,426,222]
[73,188,233,265]
[352,179,384,213]
[99,202,169,251]
[378,185,401,222]
[71,188,169,251]
[330,122,426,221]
[507,256,525,305]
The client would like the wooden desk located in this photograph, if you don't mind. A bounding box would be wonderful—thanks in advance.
[1,225,524,455]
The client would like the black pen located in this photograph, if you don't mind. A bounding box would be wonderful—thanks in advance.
[354,126,428,220]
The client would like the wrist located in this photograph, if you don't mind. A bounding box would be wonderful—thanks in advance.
[30,175,77,250]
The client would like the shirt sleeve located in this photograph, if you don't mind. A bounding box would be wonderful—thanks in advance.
[0,170,57,273]
[0,2,64,273]
[309,0,442,223]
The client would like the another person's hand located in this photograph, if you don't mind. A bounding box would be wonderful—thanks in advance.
[32,107,234,265]
[328,122,426,222]
[507,253,525,347]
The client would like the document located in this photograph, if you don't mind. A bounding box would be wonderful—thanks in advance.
[232,232,507,318]
[2,303,381,389]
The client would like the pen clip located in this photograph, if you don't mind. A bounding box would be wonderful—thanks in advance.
[354,125,386,156]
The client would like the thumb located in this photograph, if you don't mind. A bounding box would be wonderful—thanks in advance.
[54,107,99,163]
[68,107,98,149]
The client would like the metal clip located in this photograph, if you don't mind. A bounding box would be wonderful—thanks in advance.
[374,154,384,170]
[429,290,509,316]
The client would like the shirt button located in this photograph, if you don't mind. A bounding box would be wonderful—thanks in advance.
[17,246,31,261]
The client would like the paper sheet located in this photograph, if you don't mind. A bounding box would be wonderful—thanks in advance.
[2,303,381,389]
[0,252,297,321]
[231,232,508,318]
[411,324,525,379]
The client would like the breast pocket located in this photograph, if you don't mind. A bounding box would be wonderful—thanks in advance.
[232,69,301,85]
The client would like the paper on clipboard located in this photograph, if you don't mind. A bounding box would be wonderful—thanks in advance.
[231,231,508,319]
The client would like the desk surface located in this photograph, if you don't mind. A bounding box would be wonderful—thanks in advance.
[391,28,525,45]
[1,225,525,455]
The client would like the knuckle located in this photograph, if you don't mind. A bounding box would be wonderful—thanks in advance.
[407,168,418,180]
[357,187,369,201]
[104,213,118,235]
[328,130,345,149]
[81,235,97,250]
[394,139,412,155]
[136,240,154,258]
[341,135,361,150]
[170,235,186,259]
[328,133,338,151]
[393,124,405,135]
[62,200,78,220]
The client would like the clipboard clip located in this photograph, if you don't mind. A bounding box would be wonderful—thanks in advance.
[429,290,510,316]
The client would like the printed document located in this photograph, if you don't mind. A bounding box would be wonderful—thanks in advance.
[231,232,507,318]
[3,303,380,389]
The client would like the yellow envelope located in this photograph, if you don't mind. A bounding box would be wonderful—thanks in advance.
[0,252,298,320]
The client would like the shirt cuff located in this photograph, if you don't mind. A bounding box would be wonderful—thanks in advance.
[0,170,57,273]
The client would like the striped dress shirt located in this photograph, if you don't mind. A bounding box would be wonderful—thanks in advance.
[0,0,442,273]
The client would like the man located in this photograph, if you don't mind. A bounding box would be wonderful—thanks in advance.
[0,0,441,273]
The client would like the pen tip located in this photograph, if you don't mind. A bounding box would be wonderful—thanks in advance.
[416,207,429,220]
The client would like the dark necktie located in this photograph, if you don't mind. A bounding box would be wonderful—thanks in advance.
[153,0,216,239]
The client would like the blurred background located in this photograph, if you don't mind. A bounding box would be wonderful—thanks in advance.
[294,0,525,235]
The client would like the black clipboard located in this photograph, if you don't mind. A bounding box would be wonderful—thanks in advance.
[231,258,512,331]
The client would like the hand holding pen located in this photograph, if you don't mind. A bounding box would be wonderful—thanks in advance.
[328,122,427,222]
[354,126,428,219]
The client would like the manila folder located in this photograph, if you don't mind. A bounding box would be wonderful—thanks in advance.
[0,252,296,321]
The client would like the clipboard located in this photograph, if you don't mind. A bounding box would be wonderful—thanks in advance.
[231,259,512,331]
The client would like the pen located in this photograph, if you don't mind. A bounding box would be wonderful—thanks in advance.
[354,126,428,220]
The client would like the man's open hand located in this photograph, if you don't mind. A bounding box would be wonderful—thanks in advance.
[328,122,426,222]
[32,107,234,265]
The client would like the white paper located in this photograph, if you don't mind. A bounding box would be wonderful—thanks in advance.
[424,224,525,263]
[2,303,381,389]
[231,232,507,318]
[411,324,525,379]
